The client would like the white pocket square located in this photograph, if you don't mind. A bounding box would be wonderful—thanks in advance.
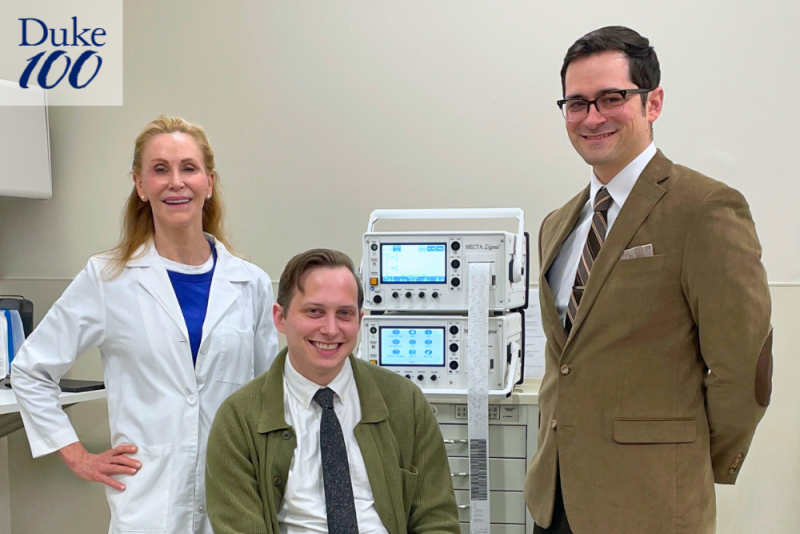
[621,244,654,260]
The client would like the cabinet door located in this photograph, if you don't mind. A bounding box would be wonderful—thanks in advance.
[448,457,526,491]
[459,524,526,534]
[440,424,526,458]
[454,490,526,524]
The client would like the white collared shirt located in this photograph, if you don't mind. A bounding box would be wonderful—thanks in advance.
[546,143,657,327]
[276,355,388,534]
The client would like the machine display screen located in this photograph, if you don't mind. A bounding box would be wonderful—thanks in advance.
[380,243,447,284]
[379,327,445,367]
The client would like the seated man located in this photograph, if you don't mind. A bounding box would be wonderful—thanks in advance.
[206,248,460,534]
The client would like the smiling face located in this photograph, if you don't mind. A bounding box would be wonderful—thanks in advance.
[133,132,213,234]
[273,266,363,386]
[563,51,663,183]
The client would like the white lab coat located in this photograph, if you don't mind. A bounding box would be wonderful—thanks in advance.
[11,235,279,534]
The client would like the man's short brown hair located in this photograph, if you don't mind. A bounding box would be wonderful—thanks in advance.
[276,249,364,313]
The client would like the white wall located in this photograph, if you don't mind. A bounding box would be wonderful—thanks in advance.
[1,1,798,533]
[1,0,799,282]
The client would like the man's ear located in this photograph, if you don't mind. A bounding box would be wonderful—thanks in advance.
[647,86,664,123]
[273,303,287,335]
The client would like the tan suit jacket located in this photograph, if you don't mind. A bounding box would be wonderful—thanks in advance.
[523,150,773,534]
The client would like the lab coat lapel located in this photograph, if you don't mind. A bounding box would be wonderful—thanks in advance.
[200,239,248,346]
[564,152,670,347]
[133,244,190,342]
[539,187,589,354]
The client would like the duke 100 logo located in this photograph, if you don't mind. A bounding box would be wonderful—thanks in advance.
[18,16,106,89]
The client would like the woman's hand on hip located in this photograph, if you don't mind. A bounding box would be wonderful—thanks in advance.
[58,441,141,491]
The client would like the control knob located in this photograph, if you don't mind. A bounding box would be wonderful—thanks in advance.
[373,295,382,304]
[417,374,425,381]
[392,291,399,299]
[405,291,413,299]
[451,277,461,287]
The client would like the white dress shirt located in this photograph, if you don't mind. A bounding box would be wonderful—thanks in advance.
[546,142,657,327]
[277,355,389,534]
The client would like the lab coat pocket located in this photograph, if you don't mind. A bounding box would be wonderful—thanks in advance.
[214,327,255,385]
[107,444,173,532]
[400,466,419,516]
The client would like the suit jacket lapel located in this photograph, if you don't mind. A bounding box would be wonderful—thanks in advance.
[565,151,671,347]
[539,186,590,354]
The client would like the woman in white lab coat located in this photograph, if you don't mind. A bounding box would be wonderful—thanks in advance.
[11,116,279,534]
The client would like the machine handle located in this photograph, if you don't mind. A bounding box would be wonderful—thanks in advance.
[457,504,470,510]
[443,438,468,445]
[451,472,469,477]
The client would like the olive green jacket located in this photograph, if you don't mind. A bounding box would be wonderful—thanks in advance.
[206,348,460,534]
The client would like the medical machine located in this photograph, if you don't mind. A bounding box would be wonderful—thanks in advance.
[358,208,536,532]
[362,313,522,395]
[362,211,528,313]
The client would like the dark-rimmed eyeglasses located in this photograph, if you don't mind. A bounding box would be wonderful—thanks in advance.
[556,89,652,122]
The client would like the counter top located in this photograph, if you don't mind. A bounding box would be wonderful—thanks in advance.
[1,383,107,437]
[1,386,107,415]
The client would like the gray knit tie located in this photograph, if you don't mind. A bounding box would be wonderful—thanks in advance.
[314,388,358,534]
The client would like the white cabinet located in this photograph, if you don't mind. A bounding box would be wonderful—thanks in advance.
[432,381,539,534]
[0,79,52,199]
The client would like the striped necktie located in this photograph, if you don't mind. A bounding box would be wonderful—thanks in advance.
[565,187,613,336]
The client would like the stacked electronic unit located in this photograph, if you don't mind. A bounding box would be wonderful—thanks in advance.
[360,208,529,397]
[359,208,530,533]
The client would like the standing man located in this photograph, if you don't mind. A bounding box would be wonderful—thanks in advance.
[523,26,773,534]
[206,249,459,534]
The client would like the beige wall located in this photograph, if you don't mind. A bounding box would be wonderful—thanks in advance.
[0,0,799,283]
[1,1,799,533]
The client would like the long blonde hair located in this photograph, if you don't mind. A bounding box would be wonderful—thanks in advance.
[107,116,231,276]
